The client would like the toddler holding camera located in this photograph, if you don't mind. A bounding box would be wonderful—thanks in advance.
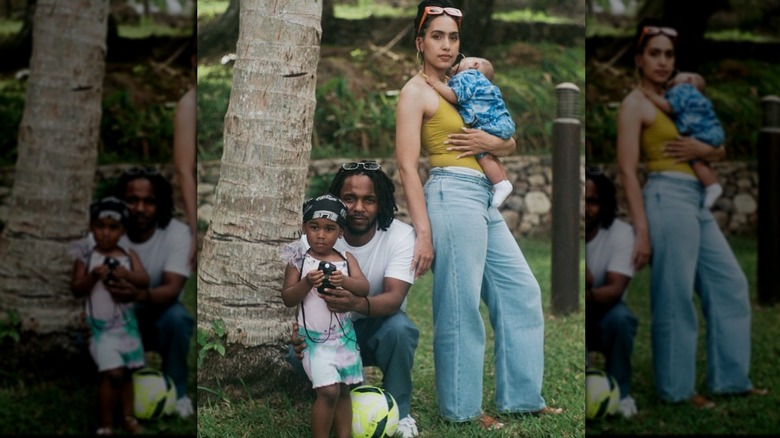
[281,194,370,438]
[70,196,150,435]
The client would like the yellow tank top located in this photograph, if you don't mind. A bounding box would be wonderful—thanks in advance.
[641,107,694,176]
[420,94,482,172]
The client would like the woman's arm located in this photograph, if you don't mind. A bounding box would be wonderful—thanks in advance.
[445,127,516,158]
[664,136,726,163]
[395,83,434,278]
[617,96,652,271]
[173,87,198,267]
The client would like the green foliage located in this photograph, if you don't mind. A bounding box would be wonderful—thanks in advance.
[0,79,25,166]
[100,90,175,164]
[196,64,232,161]
[0,309,20,344]
[305,173,337,199]
[197,319,226,368]
[313,76,398,159]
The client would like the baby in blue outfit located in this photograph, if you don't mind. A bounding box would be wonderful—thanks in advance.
[644,72,724,208]
[426,57,514,208]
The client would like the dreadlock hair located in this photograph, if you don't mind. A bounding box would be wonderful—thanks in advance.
[114,168,175,229]
[586,171,617,230]
[328,161,398,231]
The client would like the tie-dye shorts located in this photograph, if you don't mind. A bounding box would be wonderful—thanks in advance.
[299,320,363,388]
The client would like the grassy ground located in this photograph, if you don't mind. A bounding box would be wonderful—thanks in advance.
[197,236,586,437]
[0,277,198,436]
[586,236,780,435]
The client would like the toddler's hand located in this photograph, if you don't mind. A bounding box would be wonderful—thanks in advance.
[327,270,343,288]
[91,265,109,281]
[111,265,129,280]
[306,269,325,289]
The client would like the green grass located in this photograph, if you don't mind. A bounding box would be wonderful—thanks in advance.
[0,276,198,435]
[197,236,586,437]
[197,0,229,21]
[586,236,780,435]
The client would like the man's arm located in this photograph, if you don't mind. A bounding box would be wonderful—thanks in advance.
[586,271,631,306]
[106,271,187,305]
[322,277,411,316]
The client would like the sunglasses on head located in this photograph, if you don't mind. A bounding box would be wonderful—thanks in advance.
[418,6,463,36]
[341,161,381,171]
[124,166,161,177]
[637,26,678,49]
[586,166,604,177]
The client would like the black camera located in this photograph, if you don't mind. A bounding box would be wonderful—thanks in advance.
[317,261,337,295]
[104,256,120,283]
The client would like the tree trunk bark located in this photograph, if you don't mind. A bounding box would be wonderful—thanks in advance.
[0,0,108,338]
[197,0,322,387]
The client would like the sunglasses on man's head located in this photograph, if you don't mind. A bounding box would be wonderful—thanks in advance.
[124,166,161,177]
[586,166,604,177]
[636,26,678,49]
[418,6,463,36]
[341,161,381,171]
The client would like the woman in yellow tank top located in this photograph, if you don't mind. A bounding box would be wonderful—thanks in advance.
[394,0,561,429]
[616,18,763,409]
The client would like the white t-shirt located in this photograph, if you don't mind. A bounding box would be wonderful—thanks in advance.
[586,219,635,300]
[120,219,192,298]
[301,219,416,317]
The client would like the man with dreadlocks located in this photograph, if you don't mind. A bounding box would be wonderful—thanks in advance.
[289,160,420,437]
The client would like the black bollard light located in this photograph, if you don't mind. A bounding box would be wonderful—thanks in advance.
[551,83,581,315]
[758,95,780,306]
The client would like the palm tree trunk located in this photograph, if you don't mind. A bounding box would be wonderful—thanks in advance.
[197,0,322,387]
[0,0,108,339]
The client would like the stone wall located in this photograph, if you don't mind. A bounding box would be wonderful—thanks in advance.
[0,159,760,237]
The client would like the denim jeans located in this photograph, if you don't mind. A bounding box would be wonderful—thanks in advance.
[287,312,419,419]
[424,168,546,421]
[587,301,637,398]
[136,301,195,398]
[644,173,753,402]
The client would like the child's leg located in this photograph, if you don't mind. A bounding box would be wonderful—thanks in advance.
[312,383,341,438]
[120,369,143,434]
[691,160,722,208]
[477,154,513,208]
[99,368,124,431]
[333,383,353,438]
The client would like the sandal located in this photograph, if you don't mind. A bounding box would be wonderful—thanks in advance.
[477,413,505,430]
[123,416,144,435]
[95,427,113,435]
[691,394,715,409]
[532,406,564,416]
[743,388,768,396]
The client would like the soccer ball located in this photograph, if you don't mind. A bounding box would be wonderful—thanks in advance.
[585,368,620,420]
[133,367,177,419]
[351,385,400,438]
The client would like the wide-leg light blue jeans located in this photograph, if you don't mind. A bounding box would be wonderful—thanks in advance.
[424,168,546,421]
[644,173,753,402]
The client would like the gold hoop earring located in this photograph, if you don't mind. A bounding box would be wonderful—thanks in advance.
[416,51,422,68]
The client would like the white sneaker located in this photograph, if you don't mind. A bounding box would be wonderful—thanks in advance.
[617,395,637,418]
[175,395,194,418]
[395,415,418,437]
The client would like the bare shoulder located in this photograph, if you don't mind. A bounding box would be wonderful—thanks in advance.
[619,88,655,122]
[399,75,438,111]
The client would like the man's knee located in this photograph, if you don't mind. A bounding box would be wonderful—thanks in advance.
[602,304,638,338]
[157,304,195,337]
[380,313,420,349]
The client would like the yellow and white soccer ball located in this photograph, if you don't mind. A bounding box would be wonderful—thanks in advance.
[133,367,177,419]
[585,368,620,420]
[351,385,400,438]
